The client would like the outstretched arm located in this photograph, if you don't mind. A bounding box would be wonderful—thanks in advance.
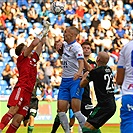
[84,59,93,72]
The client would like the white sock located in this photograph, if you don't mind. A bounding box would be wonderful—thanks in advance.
[74,111,86,128]
[58,112,70,133]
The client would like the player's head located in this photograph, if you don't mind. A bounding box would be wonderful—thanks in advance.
[64,26,80,43]
[96,51,109,66]
[15,43,27,56]
[81,41,91,57]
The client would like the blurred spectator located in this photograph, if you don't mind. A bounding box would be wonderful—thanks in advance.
[75,5,87,22]
[113,4,124,18]
[5,33,15,53]
[120,33,130,45]
[17,32,26,45]
[52,24,63,38]
[93,35,102,53]
[101,15,111,30]
[17,0,28,7]
[12,27,19,41]
[90,14,100,29]
[111,15,121,29]
[21,4,28,18]
[53,59,62,75]
[101,35,113,50]
[45,0,51,10]
[0,10,6,29]
[47,53,57,66]
[98,0,110,16]
[27,6,39,23]
[119,15,127,27]
[80,28,88,40]
[2,63,13,89]
[37,71,50,88]
[87,0,99,15]
[39,5,50,24]
[51,73,62,89]
[116,23,125,38]
[10,73,18,90]
[65,3,75,25]
[55,14,65,30]
[45,30,55,53]
[15,13,28,31]
[43,61,54,81]
[0,50,4,61]
[43,85,54,102]
[29,23,41,37]
[125,24,133,39]
[2,2,11,18]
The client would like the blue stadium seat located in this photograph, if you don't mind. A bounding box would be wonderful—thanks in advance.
[64,23,70,27]
[34,3,41,14]
[53,53,59,59]
[6,22,13,31]
[34,22,43,29]
[124,4,132,15]
[0,42,6,53]
[5,89,12,95]
[84,13,91,20]
[36,89,42,95]
[48,13,57,25]
[0,61,5,71]
[28,22,33,28]
[3,52,11,63]
[8,61,16,69]
[42,52,49,60]
[0,80,8,86]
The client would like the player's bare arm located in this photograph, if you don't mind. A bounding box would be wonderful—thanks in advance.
[24,38,41,57]
[116,67,125,85]
[35,37,46,56]
[84,58,93,72]
[80,71,89,88]
[74,59,84,80]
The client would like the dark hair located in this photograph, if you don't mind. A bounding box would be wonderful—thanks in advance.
[15,43,25,56]
[81,41,91,46]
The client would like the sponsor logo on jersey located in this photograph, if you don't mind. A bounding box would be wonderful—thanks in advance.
[23,106,29,111]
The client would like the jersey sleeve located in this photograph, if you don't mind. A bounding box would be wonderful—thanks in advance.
[74,44,84,60]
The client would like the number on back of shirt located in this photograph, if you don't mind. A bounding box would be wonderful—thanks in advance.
[104,73,115,90]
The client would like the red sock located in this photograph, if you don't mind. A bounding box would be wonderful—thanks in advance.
[0,113,13,130]
[6,124,18,133]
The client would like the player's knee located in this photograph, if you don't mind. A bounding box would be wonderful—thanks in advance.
[8,106,19,115]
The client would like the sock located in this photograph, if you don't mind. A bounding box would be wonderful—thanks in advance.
[6,124,18,133]
[58,112,70,133]
[51,115,61,133]
[82,127,101,133]
[74,111,86,128]
[0,113,14,130]
[28,126,34,133]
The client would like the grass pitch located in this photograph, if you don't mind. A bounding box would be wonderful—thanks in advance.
[3,124,120,133]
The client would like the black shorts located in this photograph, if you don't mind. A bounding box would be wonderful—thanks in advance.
[81,102,94,117]
[86,99,116,129]
[24,98,39,120]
